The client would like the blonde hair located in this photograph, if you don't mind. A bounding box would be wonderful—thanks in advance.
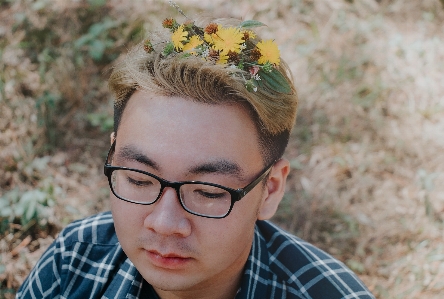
[109,19,298,163]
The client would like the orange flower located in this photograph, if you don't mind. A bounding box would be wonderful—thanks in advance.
[204,23,219,35]
[162,18,177,29]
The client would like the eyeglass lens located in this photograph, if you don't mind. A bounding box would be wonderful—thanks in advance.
[111,169,232,217]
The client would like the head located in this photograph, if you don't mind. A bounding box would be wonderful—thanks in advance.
[106,17,298,297]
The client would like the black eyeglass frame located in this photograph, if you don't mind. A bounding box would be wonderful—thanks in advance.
[103,140,275,219]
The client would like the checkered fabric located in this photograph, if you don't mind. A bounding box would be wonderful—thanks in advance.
[16,212,374,299]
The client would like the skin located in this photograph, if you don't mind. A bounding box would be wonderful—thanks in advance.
[110,91,290,299]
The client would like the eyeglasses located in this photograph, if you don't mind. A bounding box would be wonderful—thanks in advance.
[103,141,275,219]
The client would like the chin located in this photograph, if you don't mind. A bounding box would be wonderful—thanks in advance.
[142,271,203,292]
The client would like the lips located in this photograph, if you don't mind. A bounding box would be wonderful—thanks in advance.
[145,249,192,269]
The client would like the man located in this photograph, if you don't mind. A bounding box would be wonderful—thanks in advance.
[17,16,375,299]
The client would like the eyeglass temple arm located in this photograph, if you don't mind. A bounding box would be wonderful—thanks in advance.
[104,140,117,175]
[235,161,276,199]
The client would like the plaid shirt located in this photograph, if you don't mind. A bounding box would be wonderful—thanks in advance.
[17,212,374,299]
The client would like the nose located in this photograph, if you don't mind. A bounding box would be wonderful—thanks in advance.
[143,187,192,237]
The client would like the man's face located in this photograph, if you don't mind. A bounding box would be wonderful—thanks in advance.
[110,91,270,296]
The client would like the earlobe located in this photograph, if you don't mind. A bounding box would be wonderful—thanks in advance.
[110,132,116,145]
[257,159,290,220]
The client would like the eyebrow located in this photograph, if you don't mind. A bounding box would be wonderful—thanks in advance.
[116,145,160,171]
[115,144,245,181]
[188,160,244,181]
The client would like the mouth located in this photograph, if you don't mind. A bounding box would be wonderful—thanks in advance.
[145,250,193,269]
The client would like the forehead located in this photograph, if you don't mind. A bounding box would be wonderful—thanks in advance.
[117,91,263,174]
[120,91,256,133]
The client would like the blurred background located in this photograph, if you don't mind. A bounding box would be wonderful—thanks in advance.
[1,0,443,298]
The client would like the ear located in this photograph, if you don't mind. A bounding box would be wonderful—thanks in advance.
[257,159,290,220]
[110,132,116,145]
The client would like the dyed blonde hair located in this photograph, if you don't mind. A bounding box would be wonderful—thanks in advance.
[109,19,298,164]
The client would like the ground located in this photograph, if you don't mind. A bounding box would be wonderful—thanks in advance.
[0,0,443,298]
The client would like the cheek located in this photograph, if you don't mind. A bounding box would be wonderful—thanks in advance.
[111,195,129,224]
[197,197,260,262]
[110,196,146,246]
[111,197,129,241]
[111,194,148,218]
[213,192,263,246]
[192,219,253,277]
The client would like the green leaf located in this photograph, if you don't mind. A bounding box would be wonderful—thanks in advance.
[31,0,48,11]
[24,197,37,224]
[89,40,106,61]
[89,22,106,37]
[74,34,93,49]
[257,69,292,94]
[87,0,106,8]
[239,20,266,29]
[0,206,12,218]
[346,259,365,274]
[162,43,174,56]
[30,156,50,172]
[87,112,114,132]
[14,203,24,217]
[0,197,9,209]
[290,159,304,170]
[18,190,48,225]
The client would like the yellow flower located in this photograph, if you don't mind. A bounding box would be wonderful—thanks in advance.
[242,30,256,41]
[211,25,244,55]
[256,39,280,65]
[217,53,228,64]
[171,25,188,51]
[204,32,214,44]
[182,35,203,52]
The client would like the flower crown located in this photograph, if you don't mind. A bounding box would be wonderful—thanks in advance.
[143,6,292,94]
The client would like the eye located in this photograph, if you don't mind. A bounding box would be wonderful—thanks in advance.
[193,187,229,200]
[127,176,154,187]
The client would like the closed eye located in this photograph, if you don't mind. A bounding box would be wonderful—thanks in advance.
[127,176,154,187]
[194,189,227,199]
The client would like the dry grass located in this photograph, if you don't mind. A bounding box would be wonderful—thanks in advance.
[1,0,443,298]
